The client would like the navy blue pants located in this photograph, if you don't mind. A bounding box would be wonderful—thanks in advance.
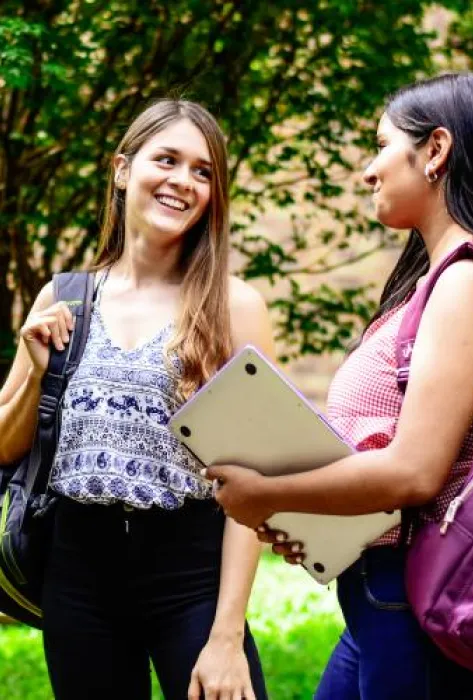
[41,497,267,700]
[315,546,473,700]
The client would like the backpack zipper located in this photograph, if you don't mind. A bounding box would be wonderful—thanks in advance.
[440,479,473,534]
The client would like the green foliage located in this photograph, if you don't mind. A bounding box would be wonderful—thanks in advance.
[0,552,342,699]
[0,0,443,361]
[272,280,377,362]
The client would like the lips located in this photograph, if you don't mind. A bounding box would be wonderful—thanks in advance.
[155,193,189,212]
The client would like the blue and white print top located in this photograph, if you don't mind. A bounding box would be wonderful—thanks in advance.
[50,273,212,510]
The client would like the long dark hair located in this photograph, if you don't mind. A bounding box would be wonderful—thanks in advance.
[365,72,473,330]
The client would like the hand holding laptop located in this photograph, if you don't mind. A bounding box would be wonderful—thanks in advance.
[170,345,400,584]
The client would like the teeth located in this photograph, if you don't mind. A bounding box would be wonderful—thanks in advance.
[156,195,187,211]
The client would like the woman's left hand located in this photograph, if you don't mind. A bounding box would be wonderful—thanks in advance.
[255,522,306,565]
[188,635,255,700]
[203,464,274,529]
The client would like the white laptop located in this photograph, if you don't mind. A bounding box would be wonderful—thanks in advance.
[169,345,400,584]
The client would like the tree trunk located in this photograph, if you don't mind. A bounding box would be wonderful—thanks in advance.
[0,251,15,384]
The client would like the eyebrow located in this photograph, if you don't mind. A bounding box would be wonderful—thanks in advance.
[155,146,212,168]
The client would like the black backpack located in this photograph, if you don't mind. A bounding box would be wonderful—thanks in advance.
[0,271,95,628]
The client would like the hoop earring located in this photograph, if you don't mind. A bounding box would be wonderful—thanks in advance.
[424,164,438,183]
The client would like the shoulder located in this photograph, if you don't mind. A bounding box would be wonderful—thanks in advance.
[411,257,473,355]
[29,280,55,314]
[423,258,473,321]
[434,257,473,289]
[229,275,267,314]
[228,276,275,356]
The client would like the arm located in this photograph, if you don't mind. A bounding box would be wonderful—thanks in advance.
[213,278,274,629]
[188,278,275,699]
[0,282,73,464]
[206,261,473,527]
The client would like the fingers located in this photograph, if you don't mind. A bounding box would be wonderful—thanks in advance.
[44,315,65,351]
[254,523,306,565]
[212,478,224,498]
[272,540,305,561]
[201,465,225,482]
[242,686,256,700]
[284,553,305,566]
[255,524,288,545]
[21,302,74,352]
[187,671,201,700]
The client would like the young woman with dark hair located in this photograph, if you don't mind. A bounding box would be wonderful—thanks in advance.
[0,100,271,700]
[205,72,473,698]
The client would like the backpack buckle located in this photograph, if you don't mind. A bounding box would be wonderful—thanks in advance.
[38,395,58,424]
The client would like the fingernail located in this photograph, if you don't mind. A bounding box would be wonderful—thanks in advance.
[200,468,207,478]
[296,556,303,564]
[257,526,265,533]
[276,533,286,542]
[291,543,301,553]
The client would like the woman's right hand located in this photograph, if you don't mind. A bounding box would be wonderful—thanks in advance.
[19,302,75,378]
[255,524,306,565]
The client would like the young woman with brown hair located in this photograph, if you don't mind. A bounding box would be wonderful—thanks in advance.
[0,99,271,700]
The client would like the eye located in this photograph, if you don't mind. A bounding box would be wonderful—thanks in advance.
[156,155,175,166]
[194,166,212,181]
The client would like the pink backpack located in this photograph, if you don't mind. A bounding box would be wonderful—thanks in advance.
[396,241,473,670]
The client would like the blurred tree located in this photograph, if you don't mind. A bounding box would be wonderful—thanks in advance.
[0,0,438,369]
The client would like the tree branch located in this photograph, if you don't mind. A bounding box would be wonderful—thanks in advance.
[278,244,385,276]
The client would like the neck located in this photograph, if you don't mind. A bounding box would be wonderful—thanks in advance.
[418,207,471,268]
[113,231,185,287]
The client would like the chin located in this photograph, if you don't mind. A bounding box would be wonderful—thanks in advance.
[151,216,192,238]
[376,208,410,230]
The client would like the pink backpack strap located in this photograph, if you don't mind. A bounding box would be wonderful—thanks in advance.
[396,241,473,393]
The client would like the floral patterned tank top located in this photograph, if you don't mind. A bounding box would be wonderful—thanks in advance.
[50,273,211,509]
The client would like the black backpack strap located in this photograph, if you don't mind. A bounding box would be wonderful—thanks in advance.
[25,271,96,503]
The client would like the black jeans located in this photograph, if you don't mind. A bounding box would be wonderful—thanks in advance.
[41,496,267,700]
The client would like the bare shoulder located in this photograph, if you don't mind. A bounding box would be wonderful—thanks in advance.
[28,280,55,315]
[423,258,473,322]
[229,275,266,314]
[435,258,473,289]
[228,276,275,357]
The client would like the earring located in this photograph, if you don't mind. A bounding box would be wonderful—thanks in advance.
[114,173,126,190]
[424,164,438,183]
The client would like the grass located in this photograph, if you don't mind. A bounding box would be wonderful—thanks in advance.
[0,551,343,699]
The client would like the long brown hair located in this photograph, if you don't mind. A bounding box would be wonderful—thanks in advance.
[94,99,232,400]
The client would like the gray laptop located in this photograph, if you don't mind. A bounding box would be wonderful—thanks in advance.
[169,345,400,584]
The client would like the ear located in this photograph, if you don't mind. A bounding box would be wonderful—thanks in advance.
[113,154,130,189]
[425,127,452,179]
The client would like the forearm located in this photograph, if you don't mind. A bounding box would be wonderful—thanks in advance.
[0,369,41,464]
[210,517,261,640]
[262,447,427,516]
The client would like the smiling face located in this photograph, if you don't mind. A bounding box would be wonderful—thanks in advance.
[363,113,430,230]
[116,118,212,242]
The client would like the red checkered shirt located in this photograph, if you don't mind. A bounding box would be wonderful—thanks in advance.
[327,302,473,546]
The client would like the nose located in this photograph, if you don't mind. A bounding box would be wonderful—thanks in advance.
[167,166,193,191]
[363,160,378,189]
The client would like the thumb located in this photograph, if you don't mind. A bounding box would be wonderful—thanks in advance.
[201,465,226,482]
